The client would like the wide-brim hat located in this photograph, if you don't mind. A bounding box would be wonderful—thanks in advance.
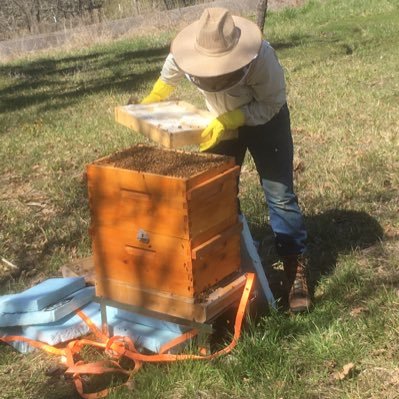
[171,7,262,78]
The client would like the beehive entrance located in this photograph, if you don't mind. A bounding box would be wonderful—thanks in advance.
[97,146,230,178]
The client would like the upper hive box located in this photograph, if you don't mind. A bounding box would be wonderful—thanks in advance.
[87,145,241,304]
[114,101,212,148]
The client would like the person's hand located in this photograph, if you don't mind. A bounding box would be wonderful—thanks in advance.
[141,78,175,104]
[200,109,245,151]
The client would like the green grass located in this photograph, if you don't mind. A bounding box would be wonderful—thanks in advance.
[1,0,399,398]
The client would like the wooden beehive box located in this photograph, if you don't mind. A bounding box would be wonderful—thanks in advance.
[87,144,241,306]
[114,101,212,148]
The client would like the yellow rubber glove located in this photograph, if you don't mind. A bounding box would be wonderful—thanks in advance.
[141,78,175,104]
[200,109,245,152]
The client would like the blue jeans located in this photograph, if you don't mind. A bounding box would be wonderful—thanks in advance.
[206,104,307,256]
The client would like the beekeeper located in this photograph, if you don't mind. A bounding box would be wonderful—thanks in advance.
[140,7,311,312]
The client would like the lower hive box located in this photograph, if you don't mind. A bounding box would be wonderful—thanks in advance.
[87,144,242,307]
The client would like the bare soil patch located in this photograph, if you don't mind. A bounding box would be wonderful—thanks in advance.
[97,145,231,178]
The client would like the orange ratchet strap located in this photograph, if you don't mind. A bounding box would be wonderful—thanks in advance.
[0,272,255,398]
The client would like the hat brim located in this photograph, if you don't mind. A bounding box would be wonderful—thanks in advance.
[171,16,262,78]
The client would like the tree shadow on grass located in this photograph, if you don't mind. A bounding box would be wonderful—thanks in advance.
[257,209,384,310]
[36,371,127,399]
[0,44,169,115]
[0,177,90,287]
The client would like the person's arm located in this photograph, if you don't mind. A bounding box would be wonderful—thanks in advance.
[241,42,287,126]
[159,53,185,86]
[141,53,185,104]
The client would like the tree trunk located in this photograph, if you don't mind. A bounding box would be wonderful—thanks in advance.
[35,0,41,24]
[256,0,268,33]
[12,0,39,33]
[132,0,140,15]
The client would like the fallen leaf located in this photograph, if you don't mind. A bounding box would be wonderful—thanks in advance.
[350,306,366,317]
[26,201,46,208]
[332,362,355,380]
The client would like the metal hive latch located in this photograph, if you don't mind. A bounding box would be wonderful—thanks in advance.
[136,228,150,244]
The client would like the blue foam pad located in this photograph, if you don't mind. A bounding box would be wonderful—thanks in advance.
[1,302,192,354]
[0,277,85,313]
[112,320,183,353]
[0,326,34,353]
[116,309,189,333]
[0,302,101,353]
[23,301,102,346]
[0,286,95,327]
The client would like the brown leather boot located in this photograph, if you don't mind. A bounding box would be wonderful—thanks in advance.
[282,255,311,313]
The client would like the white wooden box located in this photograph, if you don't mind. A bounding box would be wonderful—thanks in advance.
[115,101,212,148]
